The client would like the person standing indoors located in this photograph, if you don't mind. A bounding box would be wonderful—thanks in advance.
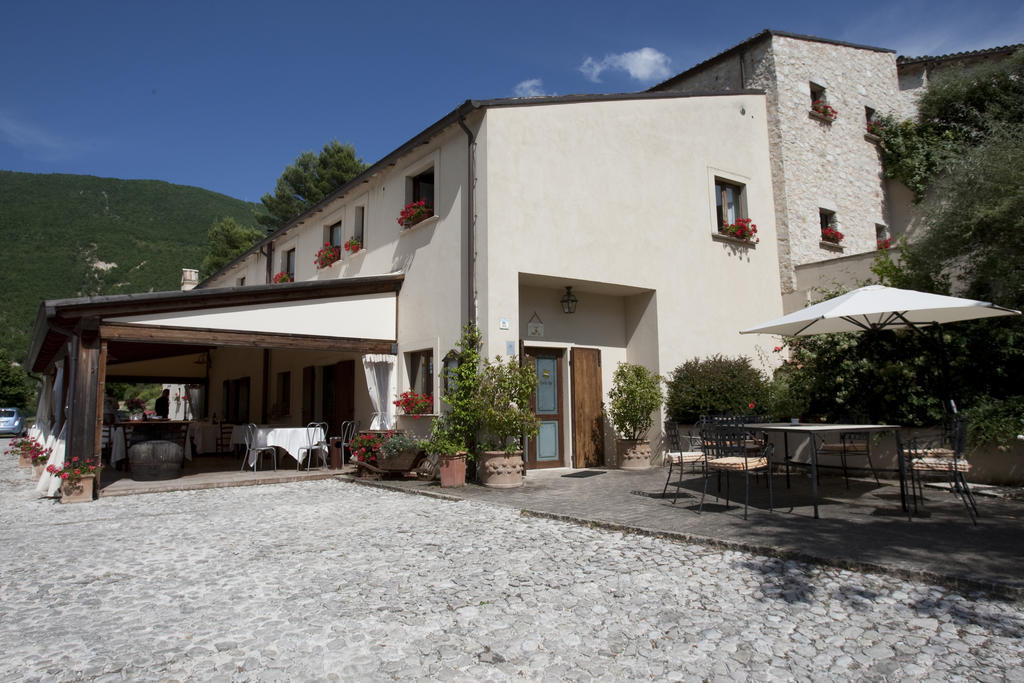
[155,389,170,419]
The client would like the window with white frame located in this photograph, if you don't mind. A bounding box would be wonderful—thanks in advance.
[284,248,296,280]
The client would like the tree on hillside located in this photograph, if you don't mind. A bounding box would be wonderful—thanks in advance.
[256,140,368,234]
[0,350,36,411]
[200,217,264,278]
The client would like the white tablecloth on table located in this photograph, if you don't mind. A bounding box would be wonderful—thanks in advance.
[185,422,220,459]
[232,425,325,466]
[110,427,127,465]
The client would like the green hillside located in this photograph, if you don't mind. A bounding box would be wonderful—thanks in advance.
[0,171,263,362]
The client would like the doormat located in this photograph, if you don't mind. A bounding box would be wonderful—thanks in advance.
[561,470,606,479]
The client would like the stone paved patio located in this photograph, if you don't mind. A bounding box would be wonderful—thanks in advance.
[2,444,1022,680]
[358,465,1024,600]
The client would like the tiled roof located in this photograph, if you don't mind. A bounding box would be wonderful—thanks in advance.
[897,43,1023,65]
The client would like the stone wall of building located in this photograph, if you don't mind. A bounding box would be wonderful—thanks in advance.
[765,36,899,287]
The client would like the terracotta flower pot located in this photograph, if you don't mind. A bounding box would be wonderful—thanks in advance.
[32,463,44,480]
[439,452,467,488]
[616,439,652,470]
[479,450,524,488]
[61,474,95,504]
[18,454,31,468]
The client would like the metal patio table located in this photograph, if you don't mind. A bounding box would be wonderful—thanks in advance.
[746,423,902,519]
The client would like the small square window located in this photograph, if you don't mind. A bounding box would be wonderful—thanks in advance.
[819,209,836,232]
[810,82,826,108]
[714,178,746,229]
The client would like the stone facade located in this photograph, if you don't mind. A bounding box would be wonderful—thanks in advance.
[653,32,900,293]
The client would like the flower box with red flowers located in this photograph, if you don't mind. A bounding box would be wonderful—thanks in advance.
[820,226,844,244]
[397,200,433,229]
[811,99,838,122]
[47,456,101,483]
[344,236,362,254]
[877,237,893,250]
[314,243,341,269]
[393,391,433,416]
[720,218,759,243]
[272,271,293,284]
[5,437,51,465]
[349,430,392,465]
[866,119,883,137]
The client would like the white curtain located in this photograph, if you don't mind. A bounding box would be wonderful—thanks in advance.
[186,384,203,421]
[36,423,67,497]
[362,354,396,430]
[28,373,53,441]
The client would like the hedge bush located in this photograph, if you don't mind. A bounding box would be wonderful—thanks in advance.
[666,355,768,424]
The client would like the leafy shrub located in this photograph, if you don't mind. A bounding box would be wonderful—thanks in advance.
[963,396,1024,448]
[477,355,539,453]
[606,362,664,441]
[666,355,768,424]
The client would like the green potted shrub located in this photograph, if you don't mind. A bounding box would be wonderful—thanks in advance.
[606,362,664,470]
[420,417,467,487]
[476,355,539,488]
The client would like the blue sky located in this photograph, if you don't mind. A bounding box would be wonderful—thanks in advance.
[1,0,1021,203]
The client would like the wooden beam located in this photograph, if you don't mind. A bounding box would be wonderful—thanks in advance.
[67,330,101,477]
[99,323,394,354]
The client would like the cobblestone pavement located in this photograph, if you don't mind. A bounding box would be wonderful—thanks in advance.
[1,456,1022,681]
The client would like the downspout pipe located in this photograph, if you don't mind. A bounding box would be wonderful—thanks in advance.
[457,114,477,327]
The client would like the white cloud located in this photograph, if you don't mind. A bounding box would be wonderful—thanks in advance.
[514,78,547,97]
[0,111,71,161]
[579,47,672,83]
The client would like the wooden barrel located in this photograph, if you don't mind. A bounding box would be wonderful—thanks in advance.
[128,440,184,481]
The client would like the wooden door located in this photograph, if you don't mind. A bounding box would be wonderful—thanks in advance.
[322,360,355,436]
[525,348,564,469]
[570,347,604,468]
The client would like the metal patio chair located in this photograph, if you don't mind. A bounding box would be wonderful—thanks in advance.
[817,431,880,488]
[297,422,329,471]
[699,425,774,519]
[242,423,276,472]
[907,419,977,524]
[663,420,705,502]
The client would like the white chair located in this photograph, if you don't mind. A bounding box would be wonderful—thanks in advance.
[242,424,277,471]
[297,422,329,471]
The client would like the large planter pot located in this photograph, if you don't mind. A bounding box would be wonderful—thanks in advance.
[616,439,652,470]
[439,453,467,488]
[128,440,184,481]
[18,453,31,468]
[479,450,524,488]
[61,474,95,504]
[32,463,45,480]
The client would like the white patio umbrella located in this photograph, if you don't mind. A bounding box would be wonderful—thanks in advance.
[741,284,1020,415]
[740,285,1020,337]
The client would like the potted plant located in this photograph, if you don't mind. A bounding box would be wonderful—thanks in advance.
[272,271,293,284]
[397,200,433,229]
[344,236,362,254]
[393,391,433,417]
[720,218,759,243]
[420,417,467,487]
[811,99,838,121]
[821,226,844,244]
[476,355,539,488]
[125,396,147,420]
[379,431,419,462]
[313,243,341,269]
[349,431,389,468]
[48,457,101,503]
[606,362,664,470]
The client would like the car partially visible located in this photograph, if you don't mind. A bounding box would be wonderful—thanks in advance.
[0,408,24,436]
